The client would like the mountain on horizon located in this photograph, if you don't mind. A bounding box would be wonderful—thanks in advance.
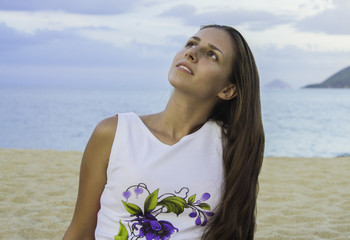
[304,66,350,88]
[264,79,292,89]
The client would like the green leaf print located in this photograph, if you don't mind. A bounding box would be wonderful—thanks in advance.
[122,201,143,215]
[119,183,216,239]
[157,196,188,216]
[188,194,196,204]
[198,203,210,210]
[144,189,159,212]
[114,221,128,240]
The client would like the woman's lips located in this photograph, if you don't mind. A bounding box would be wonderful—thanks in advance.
[176,62,193,75]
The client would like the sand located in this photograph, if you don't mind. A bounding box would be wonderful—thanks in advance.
[256,157,350,240]
[0,149,349,240]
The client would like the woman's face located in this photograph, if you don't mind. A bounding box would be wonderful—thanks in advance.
[168,27,235,101]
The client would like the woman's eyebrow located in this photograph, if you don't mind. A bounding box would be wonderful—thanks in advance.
[190,36,224,57]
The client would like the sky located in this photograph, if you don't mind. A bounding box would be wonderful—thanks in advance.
[0,0,349,89]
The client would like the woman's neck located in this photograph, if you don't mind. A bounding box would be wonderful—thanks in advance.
[141,90,217,145]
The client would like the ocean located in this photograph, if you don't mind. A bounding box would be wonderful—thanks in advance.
[0,86,349,157]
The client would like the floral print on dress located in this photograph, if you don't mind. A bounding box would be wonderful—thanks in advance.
[114,183,215,240]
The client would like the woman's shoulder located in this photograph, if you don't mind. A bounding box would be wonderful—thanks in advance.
[82,115,118,163]
[92,115,119,142]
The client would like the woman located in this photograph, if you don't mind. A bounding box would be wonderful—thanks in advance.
[63,24,264,240]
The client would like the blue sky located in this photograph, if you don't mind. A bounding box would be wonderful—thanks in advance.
[0,0,349,88]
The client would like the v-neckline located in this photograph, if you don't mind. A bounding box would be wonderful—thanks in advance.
[132,112,209,148]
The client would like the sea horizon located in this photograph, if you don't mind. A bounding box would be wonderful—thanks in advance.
[1,85,349,158]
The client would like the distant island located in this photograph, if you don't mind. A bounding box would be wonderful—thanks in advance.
[264,79,292,89]
[304,66,350,88]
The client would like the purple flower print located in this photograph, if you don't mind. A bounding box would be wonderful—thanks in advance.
[135,187,144,197]
[195,216,201,226]
[123,191,131,200]
[205,211,214,217]
[200,193,210,201]
[132,213,178,240]
[118,184,216,239]
[187,192,214,226]
[189,209,197,218]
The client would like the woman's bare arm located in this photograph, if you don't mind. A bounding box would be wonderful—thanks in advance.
[63,116,118,240]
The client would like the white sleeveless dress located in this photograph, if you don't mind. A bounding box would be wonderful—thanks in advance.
[95,112,224,240]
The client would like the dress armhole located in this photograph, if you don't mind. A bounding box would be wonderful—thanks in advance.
[106,113,125,179]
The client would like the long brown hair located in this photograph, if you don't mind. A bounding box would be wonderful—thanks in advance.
[202,25,265,240]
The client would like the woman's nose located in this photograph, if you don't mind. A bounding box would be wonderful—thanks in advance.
[185,47,198,63]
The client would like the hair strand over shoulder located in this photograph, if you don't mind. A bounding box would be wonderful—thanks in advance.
[202,24,265,240]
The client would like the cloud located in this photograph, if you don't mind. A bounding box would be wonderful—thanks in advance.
[296,0,350,34]
[0,10,196,49]
[160,5,293,30]
[0,23,37,52]
[0,23,177,66]
[243,24,350,52]
[0,0,137,14]
[0,24,119,66]
[1,0,349,89]
[155,0,334,19]
[158,3,350,53]
[0,23,174,88]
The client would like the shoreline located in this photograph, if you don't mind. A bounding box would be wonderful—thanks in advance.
[1,148,349,239]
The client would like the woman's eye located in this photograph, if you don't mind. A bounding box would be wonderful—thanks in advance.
[185,41,196,48]
[207,51,218,60]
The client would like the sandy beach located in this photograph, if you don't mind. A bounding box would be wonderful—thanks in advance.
[0,148,349,240]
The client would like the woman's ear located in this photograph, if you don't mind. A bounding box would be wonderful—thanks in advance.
[218,84,237,100]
